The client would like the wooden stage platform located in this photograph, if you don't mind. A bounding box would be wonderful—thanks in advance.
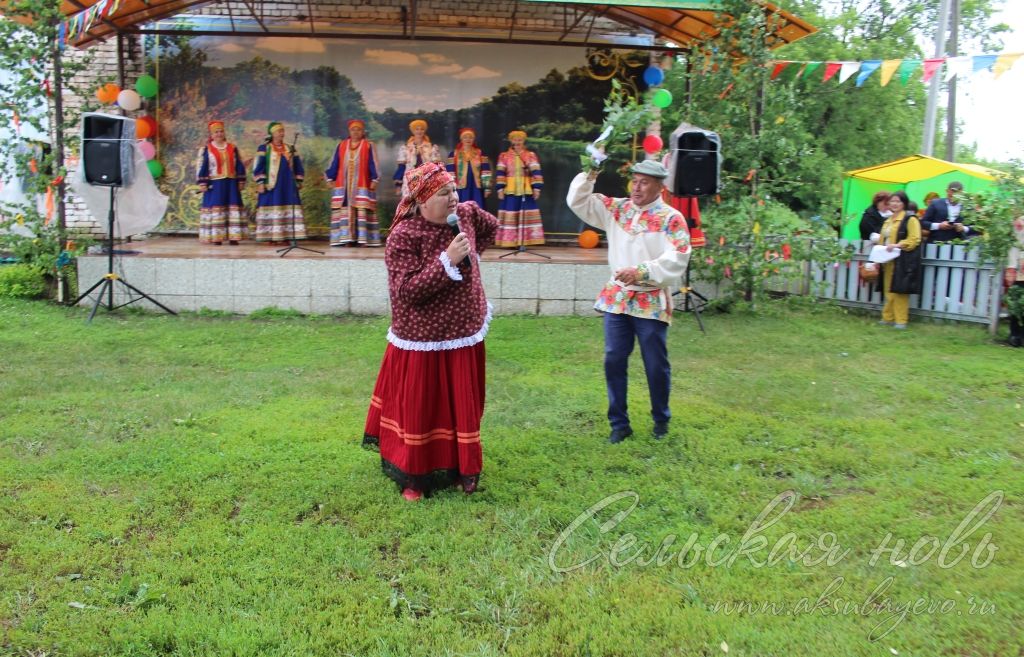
[75,236,629,316]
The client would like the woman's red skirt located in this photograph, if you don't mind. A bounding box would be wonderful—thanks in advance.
[363,341,485,492]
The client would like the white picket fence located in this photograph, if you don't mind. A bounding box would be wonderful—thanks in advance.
[811,240,1001,326]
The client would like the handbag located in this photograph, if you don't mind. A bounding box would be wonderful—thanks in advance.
[858,260,880,283]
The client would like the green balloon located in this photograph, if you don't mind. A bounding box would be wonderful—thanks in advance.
[147,160,164,178]
[135,75,159,99]
[652,88,673,109]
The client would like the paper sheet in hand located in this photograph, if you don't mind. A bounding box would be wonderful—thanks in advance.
[869,245,901,263]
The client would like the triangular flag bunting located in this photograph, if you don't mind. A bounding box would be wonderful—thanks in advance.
[802,62,822,80]
[879,59,901,86]
[972,54,997,73]
[838,61,860,84]
[944,55,971,81]
[856,60,882,86]
[897,59,921,84]
[993,53,1022,79]
[823,62,841,82]
[922,58,944,83]
[770,62,791,80]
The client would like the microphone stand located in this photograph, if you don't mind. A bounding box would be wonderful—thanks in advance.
[277,132,323,257]
[499,189,550,260]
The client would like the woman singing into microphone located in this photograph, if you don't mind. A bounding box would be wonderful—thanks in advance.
[363,162,499,500]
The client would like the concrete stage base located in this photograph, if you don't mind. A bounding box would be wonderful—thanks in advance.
[75,236,716,317]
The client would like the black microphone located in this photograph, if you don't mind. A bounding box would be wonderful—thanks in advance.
[446,213,470,268]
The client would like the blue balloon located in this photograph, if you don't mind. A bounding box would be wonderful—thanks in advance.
[643,66,665,87]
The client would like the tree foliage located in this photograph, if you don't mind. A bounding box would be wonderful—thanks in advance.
[964,161,1024,265]
[0,0,93,287]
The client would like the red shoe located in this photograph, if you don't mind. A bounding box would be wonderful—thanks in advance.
[401,487,422,501]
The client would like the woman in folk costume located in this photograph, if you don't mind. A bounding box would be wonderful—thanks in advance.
[446,127,491,207]
[325,119,381,247]
[495,130,545,247]
[363,161,499,501]
[195,120,247,245]
[252,122,306,244]
[393,119,443,193]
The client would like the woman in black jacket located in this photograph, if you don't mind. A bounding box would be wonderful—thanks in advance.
[859,190,892,241]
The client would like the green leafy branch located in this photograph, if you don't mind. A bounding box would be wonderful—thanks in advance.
[580,78,654,172]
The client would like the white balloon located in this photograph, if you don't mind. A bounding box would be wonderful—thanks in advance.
[117,89,141,111]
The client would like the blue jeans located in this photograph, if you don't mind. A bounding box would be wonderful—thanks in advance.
[603,312,671,430]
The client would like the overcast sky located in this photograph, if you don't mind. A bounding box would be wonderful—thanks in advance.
[957,2,1024,161]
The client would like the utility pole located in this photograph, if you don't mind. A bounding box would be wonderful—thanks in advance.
[945,0,960,161]
[922,0,952,156]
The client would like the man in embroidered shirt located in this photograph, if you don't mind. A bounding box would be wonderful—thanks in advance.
[567,160,691,443]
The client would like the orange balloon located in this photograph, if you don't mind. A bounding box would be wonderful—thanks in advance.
[135,116,156,139]
[95,83,120,105]
[578,229,600,249]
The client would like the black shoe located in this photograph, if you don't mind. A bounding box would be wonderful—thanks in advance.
[1010,335,1022,348]
[608,427,633,444]
[653,421,669,440]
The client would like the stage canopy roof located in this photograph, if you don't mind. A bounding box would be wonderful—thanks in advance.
[54,0,816,52]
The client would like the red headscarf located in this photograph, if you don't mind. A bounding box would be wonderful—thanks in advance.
[394,161,454,223]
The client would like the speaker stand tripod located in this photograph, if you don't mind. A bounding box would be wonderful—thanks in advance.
[671,263,708,334]
[73,187,177,322]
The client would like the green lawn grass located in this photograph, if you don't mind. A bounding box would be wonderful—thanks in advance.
[1,300,1021,656]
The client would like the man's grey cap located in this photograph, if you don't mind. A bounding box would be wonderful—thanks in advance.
[630,160,669,179]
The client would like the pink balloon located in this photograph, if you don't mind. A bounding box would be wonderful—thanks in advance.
[138,140,156,160]
[642,133,664,154]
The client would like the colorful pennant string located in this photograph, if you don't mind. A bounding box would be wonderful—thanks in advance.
[768,53,1022,87]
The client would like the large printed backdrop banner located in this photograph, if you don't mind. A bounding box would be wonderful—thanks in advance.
[150,37,614,237]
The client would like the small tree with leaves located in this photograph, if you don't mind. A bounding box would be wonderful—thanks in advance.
[0,0,93,297]
[658,0,849,307]
[963,162,1024,324]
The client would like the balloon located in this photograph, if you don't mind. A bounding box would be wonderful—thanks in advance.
[642,134,664,154]
[135,116,157,139]
[138,140,156,160]
[135,75,159,98]
[578,229,600,249]
[95,83,120,104]
[651,88,673,108]
[117,89,141,111]
[643,66,664,87]
[146,160,164,178]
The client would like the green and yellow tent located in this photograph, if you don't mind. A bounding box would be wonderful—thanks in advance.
[840,155,999,240]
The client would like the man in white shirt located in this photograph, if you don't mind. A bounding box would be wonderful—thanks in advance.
[566,160,691,443]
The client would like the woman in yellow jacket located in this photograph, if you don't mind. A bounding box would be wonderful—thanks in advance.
[879,191,923,329]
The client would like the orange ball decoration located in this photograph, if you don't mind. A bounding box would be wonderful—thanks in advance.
[95,83,120,105]
[578,229,600,249]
